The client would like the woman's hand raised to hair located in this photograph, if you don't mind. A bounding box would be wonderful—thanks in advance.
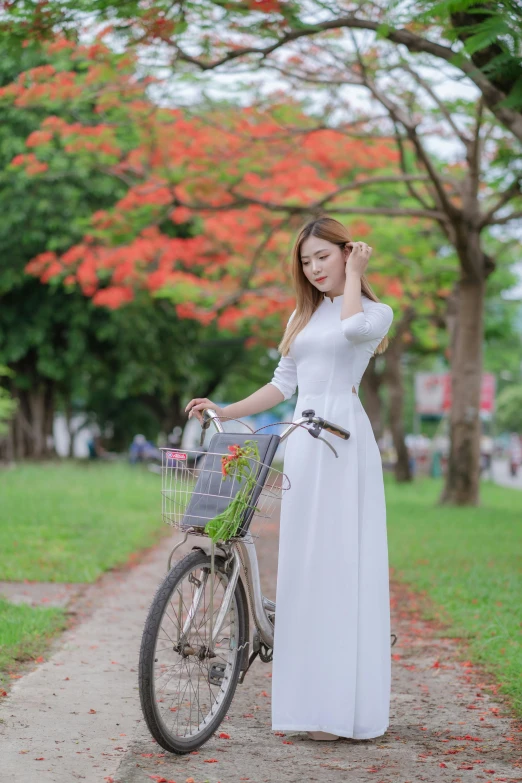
[344,241,372,278]
[184,397,226,424]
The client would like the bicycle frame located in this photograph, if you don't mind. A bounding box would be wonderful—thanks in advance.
[184,535,274,649]
[166,408,298,653]
[168,405,346,659]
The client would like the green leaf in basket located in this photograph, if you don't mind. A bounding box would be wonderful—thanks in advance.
[205,440,261,543]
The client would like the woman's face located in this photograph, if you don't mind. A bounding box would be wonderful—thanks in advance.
[300,235,349,295]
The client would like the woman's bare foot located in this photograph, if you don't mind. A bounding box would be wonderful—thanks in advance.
[306,731,339,741]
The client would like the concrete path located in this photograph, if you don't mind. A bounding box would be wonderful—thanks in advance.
[1,517,521,783]
[0,580,83,608]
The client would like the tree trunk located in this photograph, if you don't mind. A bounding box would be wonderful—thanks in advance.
[0,379,56,461]
[64,401,75,458]
[382,307,415,483]
[360,358,383,441]
[384,347,412,483]
[44,383,54,452]
[163,391,186,434]
[28,387,46,457]
[440,276,484,505]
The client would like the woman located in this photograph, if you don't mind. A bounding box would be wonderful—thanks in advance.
[185,215,394,742]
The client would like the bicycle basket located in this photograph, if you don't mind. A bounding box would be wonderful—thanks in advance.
[161,432,290,539]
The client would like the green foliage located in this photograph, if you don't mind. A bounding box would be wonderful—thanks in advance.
[401,0,522,109]
[79,294,222,448]
[0,48,128,439]
[2,0,521,116]
[0,51,128,294]
[483,248,522,398]
[495,384,522,432]
[0,46,248,450]
[205,440,261,543]
[0,366,17,434]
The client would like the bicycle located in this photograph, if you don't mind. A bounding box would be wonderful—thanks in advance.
[138,406,397,754]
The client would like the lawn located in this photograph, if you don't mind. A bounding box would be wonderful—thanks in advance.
[1,463,520,717]
[0,599,66,686]
[386,476,522,715]
[0,461,166,680]
[0,461,166,582]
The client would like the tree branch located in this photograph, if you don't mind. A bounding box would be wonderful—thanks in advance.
[480,178,522,227]
[212,215,293,312]
[466,96,485,208]
[348,40,460,221]
[173,14,522,143]
[488,209,522,226]
[397,62,473,148]
[177,188,446,219]
[393,125,438,211]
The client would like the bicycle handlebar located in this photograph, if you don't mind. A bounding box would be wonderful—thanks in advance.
[199,406,350,443]
[300,408,351,441]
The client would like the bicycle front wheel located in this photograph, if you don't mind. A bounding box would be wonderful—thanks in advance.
[139,548,248,754]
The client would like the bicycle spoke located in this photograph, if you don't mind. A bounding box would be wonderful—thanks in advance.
[151,557,240,739]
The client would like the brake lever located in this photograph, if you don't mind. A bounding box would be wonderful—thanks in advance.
[301,410,340,458]
[317,435,339,458]
[199,417,211,447]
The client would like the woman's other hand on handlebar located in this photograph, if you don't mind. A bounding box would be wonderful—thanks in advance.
[184,398,225,424]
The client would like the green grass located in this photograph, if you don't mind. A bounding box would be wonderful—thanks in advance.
[0,599,66,685]
[386,476,522,715]
[0,461,166,582]
[1,463,521,715]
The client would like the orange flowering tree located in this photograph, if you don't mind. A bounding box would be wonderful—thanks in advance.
[1,34,466,471]
[3,16,519,499]
[4,36,443,350]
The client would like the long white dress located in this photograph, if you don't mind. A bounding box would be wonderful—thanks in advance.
[269,292,394,739]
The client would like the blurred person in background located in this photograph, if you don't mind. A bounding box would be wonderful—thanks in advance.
[480,433,494,480]
[129,434,160,464]
[508,433,522,477]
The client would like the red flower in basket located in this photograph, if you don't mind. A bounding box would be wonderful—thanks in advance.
[220,443,243,476]
[221,456,233,476]
[206,440,261,543]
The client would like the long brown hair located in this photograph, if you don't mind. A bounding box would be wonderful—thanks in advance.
[278,215,389,357]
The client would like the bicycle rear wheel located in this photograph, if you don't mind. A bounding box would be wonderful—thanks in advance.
[139,548,248,754]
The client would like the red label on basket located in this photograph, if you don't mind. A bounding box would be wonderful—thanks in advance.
[166,451,187,460]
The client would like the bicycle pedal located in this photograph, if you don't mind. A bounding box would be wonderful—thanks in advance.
[209,662,226,685]
[259,643,273,663]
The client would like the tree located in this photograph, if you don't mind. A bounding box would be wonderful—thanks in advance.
[482,255,522,435]
[345,215,457,482]
[0,46,127,458]
[7,37,401,329]
[2,39,419,463]
[0,42,256,457]
[2,1,521,141]
[168,37,519,505]
[438,0,522,110]
[80,294,255,449]
[0,367,17,436]
[9,36,520,503]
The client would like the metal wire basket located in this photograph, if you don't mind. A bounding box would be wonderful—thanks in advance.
[161,445,291,540]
